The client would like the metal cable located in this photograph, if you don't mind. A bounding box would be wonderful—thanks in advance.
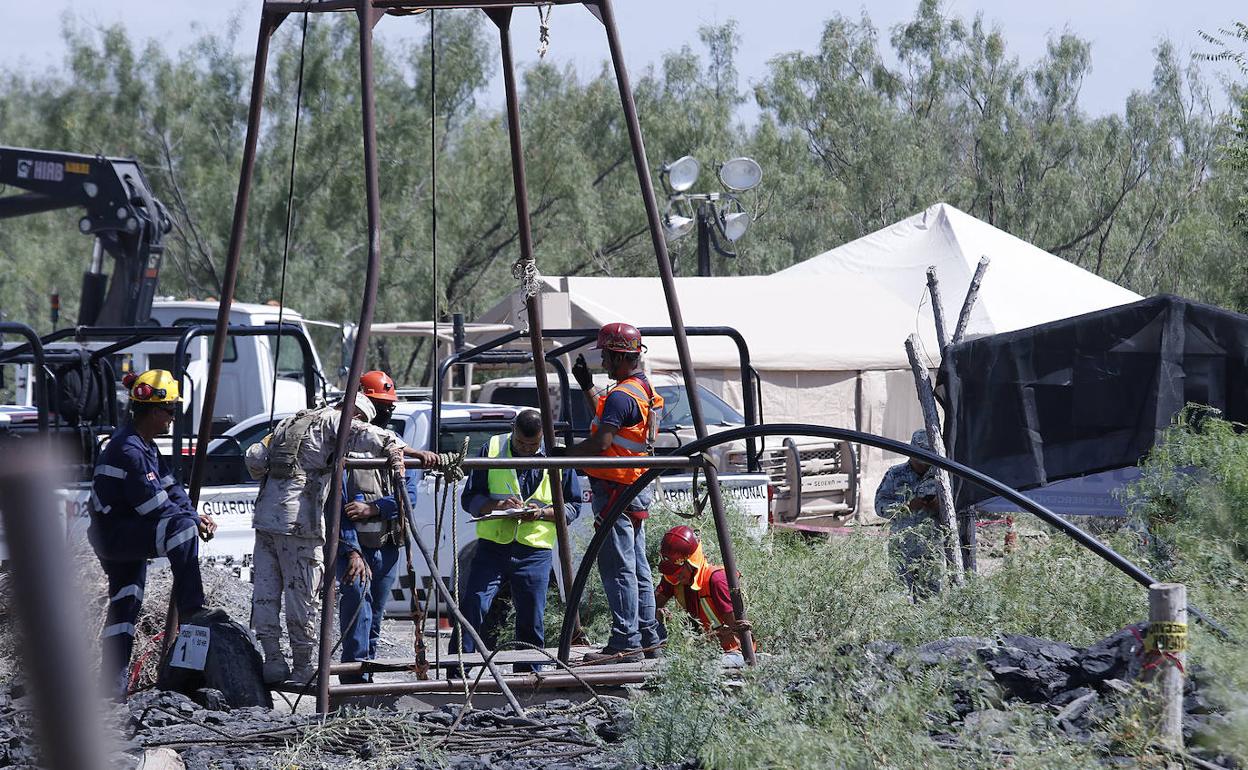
[268,6,311,428]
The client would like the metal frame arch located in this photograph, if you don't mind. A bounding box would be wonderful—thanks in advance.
[557,423,1223,661]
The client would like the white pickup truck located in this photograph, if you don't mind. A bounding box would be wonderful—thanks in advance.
[476,373,857,525]
[37,398,768,617]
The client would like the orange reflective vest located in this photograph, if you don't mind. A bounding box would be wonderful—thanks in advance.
[672,563,741,653]
[586,375,663,486]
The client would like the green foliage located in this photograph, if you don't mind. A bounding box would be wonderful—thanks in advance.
[621,411,1248,767]
[3,4,1247,375]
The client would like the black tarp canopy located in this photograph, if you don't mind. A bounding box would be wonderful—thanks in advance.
[940,294,1248,506]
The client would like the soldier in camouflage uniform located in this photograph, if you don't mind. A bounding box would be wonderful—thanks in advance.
[875,429,942,599]
[244,392,439,685]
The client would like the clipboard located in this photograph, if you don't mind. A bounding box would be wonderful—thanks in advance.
[470,507,541,522]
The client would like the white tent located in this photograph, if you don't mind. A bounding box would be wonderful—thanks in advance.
[477,203,1142,515]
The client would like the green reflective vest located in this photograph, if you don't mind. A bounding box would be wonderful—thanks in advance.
[477,433,556,549]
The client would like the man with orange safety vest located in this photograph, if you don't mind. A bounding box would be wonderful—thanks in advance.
[655,525,753,667]
[560,322,664,664]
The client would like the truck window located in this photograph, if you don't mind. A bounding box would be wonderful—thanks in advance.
[488,386,593,431]
[439,426,505,458]
[172,318,238,362]
[657,385,743,428]
[265,332,307,379]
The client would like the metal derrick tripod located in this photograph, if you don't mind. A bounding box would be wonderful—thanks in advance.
[188,0,756,714]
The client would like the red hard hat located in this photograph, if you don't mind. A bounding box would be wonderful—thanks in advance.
[660,525,699,560]
[360,370,397,402]
[595,322,643,353]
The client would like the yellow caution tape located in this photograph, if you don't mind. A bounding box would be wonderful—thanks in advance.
[1145,621,1188,653]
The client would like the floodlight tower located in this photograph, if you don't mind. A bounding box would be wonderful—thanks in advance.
[659,155,762,276]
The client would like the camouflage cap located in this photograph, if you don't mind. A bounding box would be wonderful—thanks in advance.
[911,429,932,449]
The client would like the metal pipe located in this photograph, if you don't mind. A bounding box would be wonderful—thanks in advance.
[178,6,284,673]
[430,330,525,449]
[0,451,105,770]
[557,422,1229,660]
[595,0,755,663]
[0,323,48,432]
[329,669,648,697]
[316,0,388,715]
[345,455,707,469]
[170,322,316,481]
[399,464,526,715]
[264,0,585,13]
[542,326,759,471]
[189,11,281,508]
[476,12,578,645]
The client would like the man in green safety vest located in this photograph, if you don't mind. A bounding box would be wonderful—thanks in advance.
[459,410,582,671]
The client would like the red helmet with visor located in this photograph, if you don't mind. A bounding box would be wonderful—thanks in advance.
[595,322,644,354]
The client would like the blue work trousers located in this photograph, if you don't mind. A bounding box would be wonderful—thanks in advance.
[461,539,552,672]
[89,512,204,700]
[591,477,661,651]
[335,545,400,684]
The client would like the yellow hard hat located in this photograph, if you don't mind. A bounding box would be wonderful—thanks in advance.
[124,369,181,404]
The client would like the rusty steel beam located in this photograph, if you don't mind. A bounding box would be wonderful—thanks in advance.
[179,8,287,661]
[486,6,580,642]
[329,668,649,697]
[592,0,756,664]
[344,455,707,470]
[264,0,584,13]
[315,0,389,715]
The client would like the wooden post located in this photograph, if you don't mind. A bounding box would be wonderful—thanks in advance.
[925,266,949,351]
[951,256,990,346]
[958,507,978,574]
[904,335,964,583]
[1145,583,1187,750]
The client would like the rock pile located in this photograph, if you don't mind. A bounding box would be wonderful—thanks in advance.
[862,624,1238,766]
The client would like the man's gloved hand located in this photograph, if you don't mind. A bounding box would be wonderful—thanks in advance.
[572,354,595,392]
[548,444,568,457]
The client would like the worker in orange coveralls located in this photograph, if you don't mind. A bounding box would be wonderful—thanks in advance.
[654,525,753,667]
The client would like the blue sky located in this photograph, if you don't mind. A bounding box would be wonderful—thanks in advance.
[1,1,1242,117]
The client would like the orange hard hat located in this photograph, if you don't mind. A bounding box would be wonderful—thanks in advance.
[595,322,644,353]
[360,370,397,402]
[658,525,700,576]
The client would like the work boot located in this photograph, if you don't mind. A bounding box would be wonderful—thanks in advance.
[582,646,643,665]
[260,640,290,685]
[290,647,317,686]
[643,646,665,660]
[290,664,317,686]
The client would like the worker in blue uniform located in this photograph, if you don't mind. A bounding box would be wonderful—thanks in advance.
[88,369,217,700]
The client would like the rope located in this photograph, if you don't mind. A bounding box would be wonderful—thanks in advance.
[537,4,553,59]
[268,7,310,426]
[449,469,467,702]
[512,257,542,299]
[393,469,430,680]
